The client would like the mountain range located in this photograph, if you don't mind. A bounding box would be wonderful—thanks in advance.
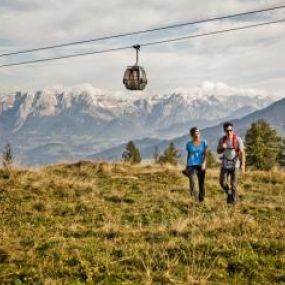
[92,96,285,161]
[0,82,283,165]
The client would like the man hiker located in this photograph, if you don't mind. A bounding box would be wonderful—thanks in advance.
[184,127,208,202]
[217,122,246,204]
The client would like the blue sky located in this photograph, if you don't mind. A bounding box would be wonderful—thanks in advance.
[0,0,284,93]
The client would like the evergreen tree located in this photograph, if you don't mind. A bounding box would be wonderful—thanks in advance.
[153,146,160,164]
[158,142,180,165]
[3,144,13,168]
[206,150,218,168]
[245,120,282,170]
[278,138,285,167]
[122,141,142,164]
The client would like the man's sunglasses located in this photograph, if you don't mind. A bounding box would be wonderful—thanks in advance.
[225,129,233,132]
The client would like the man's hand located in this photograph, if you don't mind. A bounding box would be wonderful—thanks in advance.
[201,161,206,171]
[240,149,246,174]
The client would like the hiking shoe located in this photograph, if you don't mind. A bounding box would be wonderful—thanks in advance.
[198,193,204,202]
[221,184,229,193]
[227,194,235,204]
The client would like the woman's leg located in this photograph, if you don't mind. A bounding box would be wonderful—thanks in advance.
[188,167,199,200]
[197,167,206,202]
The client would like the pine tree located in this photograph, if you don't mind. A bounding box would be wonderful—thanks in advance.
[122,141,142,164]
[245,120,283,170]
[206,150,218,168]
[153,146,160,163]
[3,144,13,168]
[158,142,180,165]
[278,138,285,167]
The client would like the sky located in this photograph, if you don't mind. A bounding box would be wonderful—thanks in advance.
[0,0,284,93]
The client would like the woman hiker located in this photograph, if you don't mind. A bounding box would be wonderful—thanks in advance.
[183,127,208,202]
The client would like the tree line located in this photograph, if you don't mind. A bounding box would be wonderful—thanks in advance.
[122,120,285,170]
[1,120,284,171]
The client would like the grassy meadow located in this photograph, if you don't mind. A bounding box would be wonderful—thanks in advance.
[0,162,284,284]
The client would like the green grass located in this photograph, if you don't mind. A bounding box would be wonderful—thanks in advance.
[0,162,284,284]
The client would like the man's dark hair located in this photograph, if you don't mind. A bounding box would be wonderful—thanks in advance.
[190,127,199,136]
[223,122,233,131]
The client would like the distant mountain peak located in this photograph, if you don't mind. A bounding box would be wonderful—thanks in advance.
[0,83,282,165]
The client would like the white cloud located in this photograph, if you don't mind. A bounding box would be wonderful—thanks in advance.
[0,0,284,93]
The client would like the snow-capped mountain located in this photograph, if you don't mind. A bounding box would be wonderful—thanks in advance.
[0,82,281,165]
[0,82,279,135]
[91,96,285,161]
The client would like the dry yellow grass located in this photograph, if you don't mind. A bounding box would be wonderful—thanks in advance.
[0,162,284,284]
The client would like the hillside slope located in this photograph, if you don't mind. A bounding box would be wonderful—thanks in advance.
[92,96,285,160]
[0,162,284,284]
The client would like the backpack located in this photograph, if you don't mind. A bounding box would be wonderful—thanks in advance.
[222,133,240,154]
[222,133,241,169]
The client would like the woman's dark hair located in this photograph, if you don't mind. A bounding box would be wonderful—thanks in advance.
[190,127,199,136]
[223,122,233,131]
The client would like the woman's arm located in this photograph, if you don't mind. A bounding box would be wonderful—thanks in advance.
[185,143,190,168]
[200,141,207,170]
[201,155,206,170]
[186,151,190,168]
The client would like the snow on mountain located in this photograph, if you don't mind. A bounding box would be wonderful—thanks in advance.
[91,96,285,161]
[0,81,281,165]
[0,81,278,131]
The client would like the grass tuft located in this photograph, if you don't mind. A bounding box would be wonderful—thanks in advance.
[0,162,284,284]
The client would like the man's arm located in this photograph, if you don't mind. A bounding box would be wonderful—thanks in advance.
[238,138,246,173]
[217,138,224,154]
[241,149,246,173]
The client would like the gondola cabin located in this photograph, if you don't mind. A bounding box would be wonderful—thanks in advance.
[123,45,148,91]
[123,65,147,90]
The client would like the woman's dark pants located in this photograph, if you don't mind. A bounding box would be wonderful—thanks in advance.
[187,165,206,202]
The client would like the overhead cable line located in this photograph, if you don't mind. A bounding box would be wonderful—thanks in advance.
[0,18,284,68]
[0,4,285,58]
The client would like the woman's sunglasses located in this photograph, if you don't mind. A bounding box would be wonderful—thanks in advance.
[190,130,200,136]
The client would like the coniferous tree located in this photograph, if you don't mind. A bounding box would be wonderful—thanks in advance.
[206,150,218,168]
[278,138,285,167]
[158,142,180,165]
[122,141,142,164]
[245,120,282,170]
[3,144,13,168]
[153,146,160,164]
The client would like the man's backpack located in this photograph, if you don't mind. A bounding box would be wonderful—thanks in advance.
[222,133,240,155]
[222,133,241,169]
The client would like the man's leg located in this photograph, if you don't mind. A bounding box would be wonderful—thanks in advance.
[189,167,199,200]
[219,168,229,193]
[229,168,239,203]
[197,167,206,202]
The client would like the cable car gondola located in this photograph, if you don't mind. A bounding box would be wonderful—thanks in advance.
[123,45,147,90]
